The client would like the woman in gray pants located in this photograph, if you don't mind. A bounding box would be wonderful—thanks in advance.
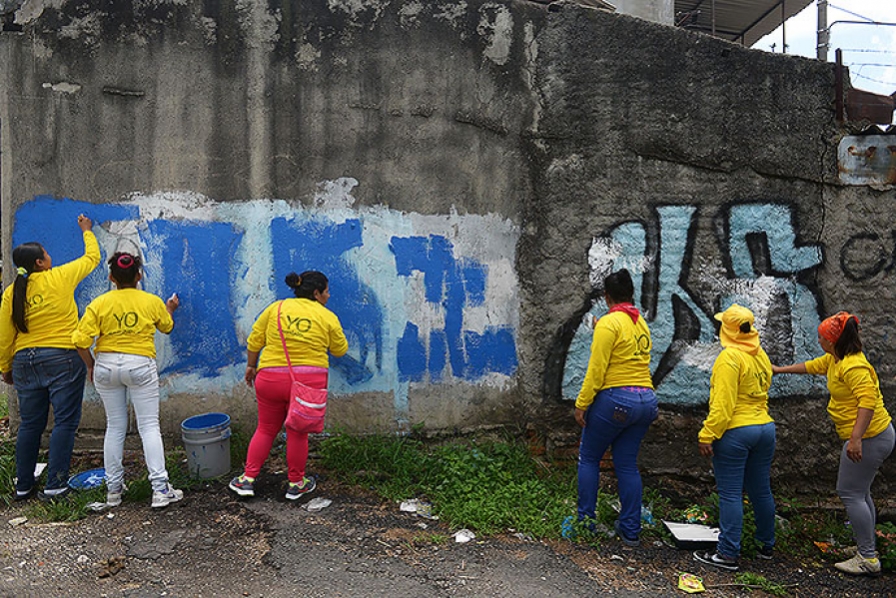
[773,311,894,577]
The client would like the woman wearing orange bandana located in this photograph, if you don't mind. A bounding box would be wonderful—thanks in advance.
[773,312,894,577]
[694,304,775,572]
[568,269,657,547]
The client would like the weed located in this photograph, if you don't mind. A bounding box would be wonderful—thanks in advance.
[875,522,896,572]
[733,572,789,596]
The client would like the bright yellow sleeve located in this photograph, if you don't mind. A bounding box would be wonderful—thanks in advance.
[54,231,101,285]
[0,285,16,371]
[246,303,274,353]
[804,353,831,375]
[841,361,880,411]
[575,322,616,410]
[698,350,740,443]
[72,299,101,349]
[328,314,349,357]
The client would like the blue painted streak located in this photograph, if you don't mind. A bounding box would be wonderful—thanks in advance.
[13,196,140,308]
[144,220,243,375]
[270,217,385,386]
[391,235,517,382]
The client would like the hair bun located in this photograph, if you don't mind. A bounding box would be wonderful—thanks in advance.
[117,255,134,269]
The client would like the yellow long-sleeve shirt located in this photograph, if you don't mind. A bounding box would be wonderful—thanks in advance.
[575,311,654,410]
[72,288,174,359]
[698,346,773,444]
[0,231,101,371]
[804,352,892,440]
[248,298,348,369]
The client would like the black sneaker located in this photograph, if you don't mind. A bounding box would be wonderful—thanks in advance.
[14,487,35,502]
[614,519,640,547]
[694,550,739,571]
[285,476,316,501]
[38,487,71,502]
[757,545,774,560]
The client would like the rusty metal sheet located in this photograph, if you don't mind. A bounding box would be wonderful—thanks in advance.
[838,135,896,186]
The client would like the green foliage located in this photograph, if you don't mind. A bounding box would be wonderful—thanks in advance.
[0,432,15,508]
[734,572,789,596]
[875,521,896,572]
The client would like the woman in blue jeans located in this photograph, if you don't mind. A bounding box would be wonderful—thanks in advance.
[0,215,101,501]
[570,269,657,546]
[694,304,776,571]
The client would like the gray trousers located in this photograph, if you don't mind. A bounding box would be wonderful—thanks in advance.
[836,423,895,558]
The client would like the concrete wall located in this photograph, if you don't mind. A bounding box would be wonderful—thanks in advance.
[1,0,893,491]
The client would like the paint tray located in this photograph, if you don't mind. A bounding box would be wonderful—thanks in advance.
[663,520,720,550]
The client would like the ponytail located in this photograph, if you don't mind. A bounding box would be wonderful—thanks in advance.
[834,316,862,359]
[11,243,45,333]
[285,271,328,300]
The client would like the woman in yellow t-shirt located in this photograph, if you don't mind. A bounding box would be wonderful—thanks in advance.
[0,215,100,502]
[73,252,181,509]
[229,271,348,501]
[694,304,775,572]
[773,312,894,577]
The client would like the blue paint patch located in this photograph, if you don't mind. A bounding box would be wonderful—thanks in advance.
[397,323,427,382]
[270,217,385,384]
[391,234,518,382]
[13,196,140,308]
[144,220,243,376]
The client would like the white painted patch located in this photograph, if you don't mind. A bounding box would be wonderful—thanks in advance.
[295,42,321,71]
[399,1,424,27]
[678,342,721,371]
[313,177,359,210]
[42,82,81,94]
[478,3,513,66]
[327,0,390,21]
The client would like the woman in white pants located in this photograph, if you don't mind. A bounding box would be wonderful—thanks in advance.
[73,252,181,508]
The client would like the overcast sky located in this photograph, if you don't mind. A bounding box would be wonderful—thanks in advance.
[753,1,896,96]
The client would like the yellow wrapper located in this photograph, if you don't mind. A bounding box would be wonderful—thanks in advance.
[678,572,705,594]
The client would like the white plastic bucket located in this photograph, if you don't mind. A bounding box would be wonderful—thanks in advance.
[181,412,232,479]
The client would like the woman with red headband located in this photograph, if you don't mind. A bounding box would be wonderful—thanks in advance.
[73,252,182,509]
[773,312,894,577]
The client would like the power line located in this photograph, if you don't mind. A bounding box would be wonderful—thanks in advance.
[828,3,876,24]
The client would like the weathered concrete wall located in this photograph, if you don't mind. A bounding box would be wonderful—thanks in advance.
[1,0,893,492]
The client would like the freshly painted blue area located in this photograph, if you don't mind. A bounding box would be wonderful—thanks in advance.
[390,235,517,382]
[13,197,140,307]
[144,220,243,376]
[270,217,385,385]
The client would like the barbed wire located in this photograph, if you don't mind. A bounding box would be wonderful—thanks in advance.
[851,72,896,87]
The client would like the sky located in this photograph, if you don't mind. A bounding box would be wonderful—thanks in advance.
[753,1,896,96]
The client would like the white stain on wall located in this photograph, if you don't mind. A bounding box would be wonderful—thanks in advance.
[478,2,513,65]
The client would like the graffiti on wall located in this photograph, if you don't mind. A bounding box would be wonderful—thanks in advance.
[12,181,519,421]
[557,202,827,406]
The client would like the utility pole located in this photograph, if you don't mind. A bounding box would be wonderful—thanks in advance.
[817,0,829,61]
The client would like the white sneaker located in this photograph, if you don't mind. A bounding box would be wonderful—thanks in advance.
[151,484,184,508]
[106,482,128,507]
[834,553,881,577]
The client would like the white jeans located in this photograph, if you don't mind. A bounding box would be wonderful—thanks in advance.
[95,352,169,493]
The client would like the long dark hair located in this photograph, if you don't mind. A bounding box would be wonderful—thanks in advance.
[604,269,634,304]
[834,316,862,359]
[285,270,328,300]
[108,252,142,287]
[11,243,45,333]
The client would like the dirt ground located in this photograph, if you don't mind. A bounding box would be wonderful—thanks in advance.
[2,455,895,598]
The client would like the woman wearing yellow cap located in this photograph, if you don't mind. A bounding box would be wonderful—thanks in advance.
[773,312,893,577]
[694,304,775,572]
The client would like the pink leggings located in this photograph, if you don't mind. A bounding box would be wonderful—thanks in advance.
[243,366,328,484]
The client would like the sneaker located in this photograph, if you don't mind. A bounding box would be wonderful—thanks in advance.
[151,484,184,508]
[285,476,316,501]
[561,516,577,540]
[834,553,881,577]
[38,487,71,502]
[106,482,128,507]
[614,519,640,548]
[14,487,35,502]
[228,475,255,497]
[694,550,739,571]
[757,545,774,560]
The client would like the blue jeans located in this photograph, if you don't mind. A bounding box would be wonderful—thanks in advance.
[14,348,87,491]
[578,386,658,539]
[712,422,776,559]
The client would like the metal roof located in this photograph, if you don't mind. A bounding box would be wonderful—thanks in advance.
[675,0,814,47]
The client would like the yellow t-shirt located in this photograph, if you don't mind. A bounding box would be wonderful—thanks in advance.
[804,352,892,440]
[0,231,101,371]
[247,298,348,369]
[698,347,774,444]
[575,311,654,410]
[72,288,174,359]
